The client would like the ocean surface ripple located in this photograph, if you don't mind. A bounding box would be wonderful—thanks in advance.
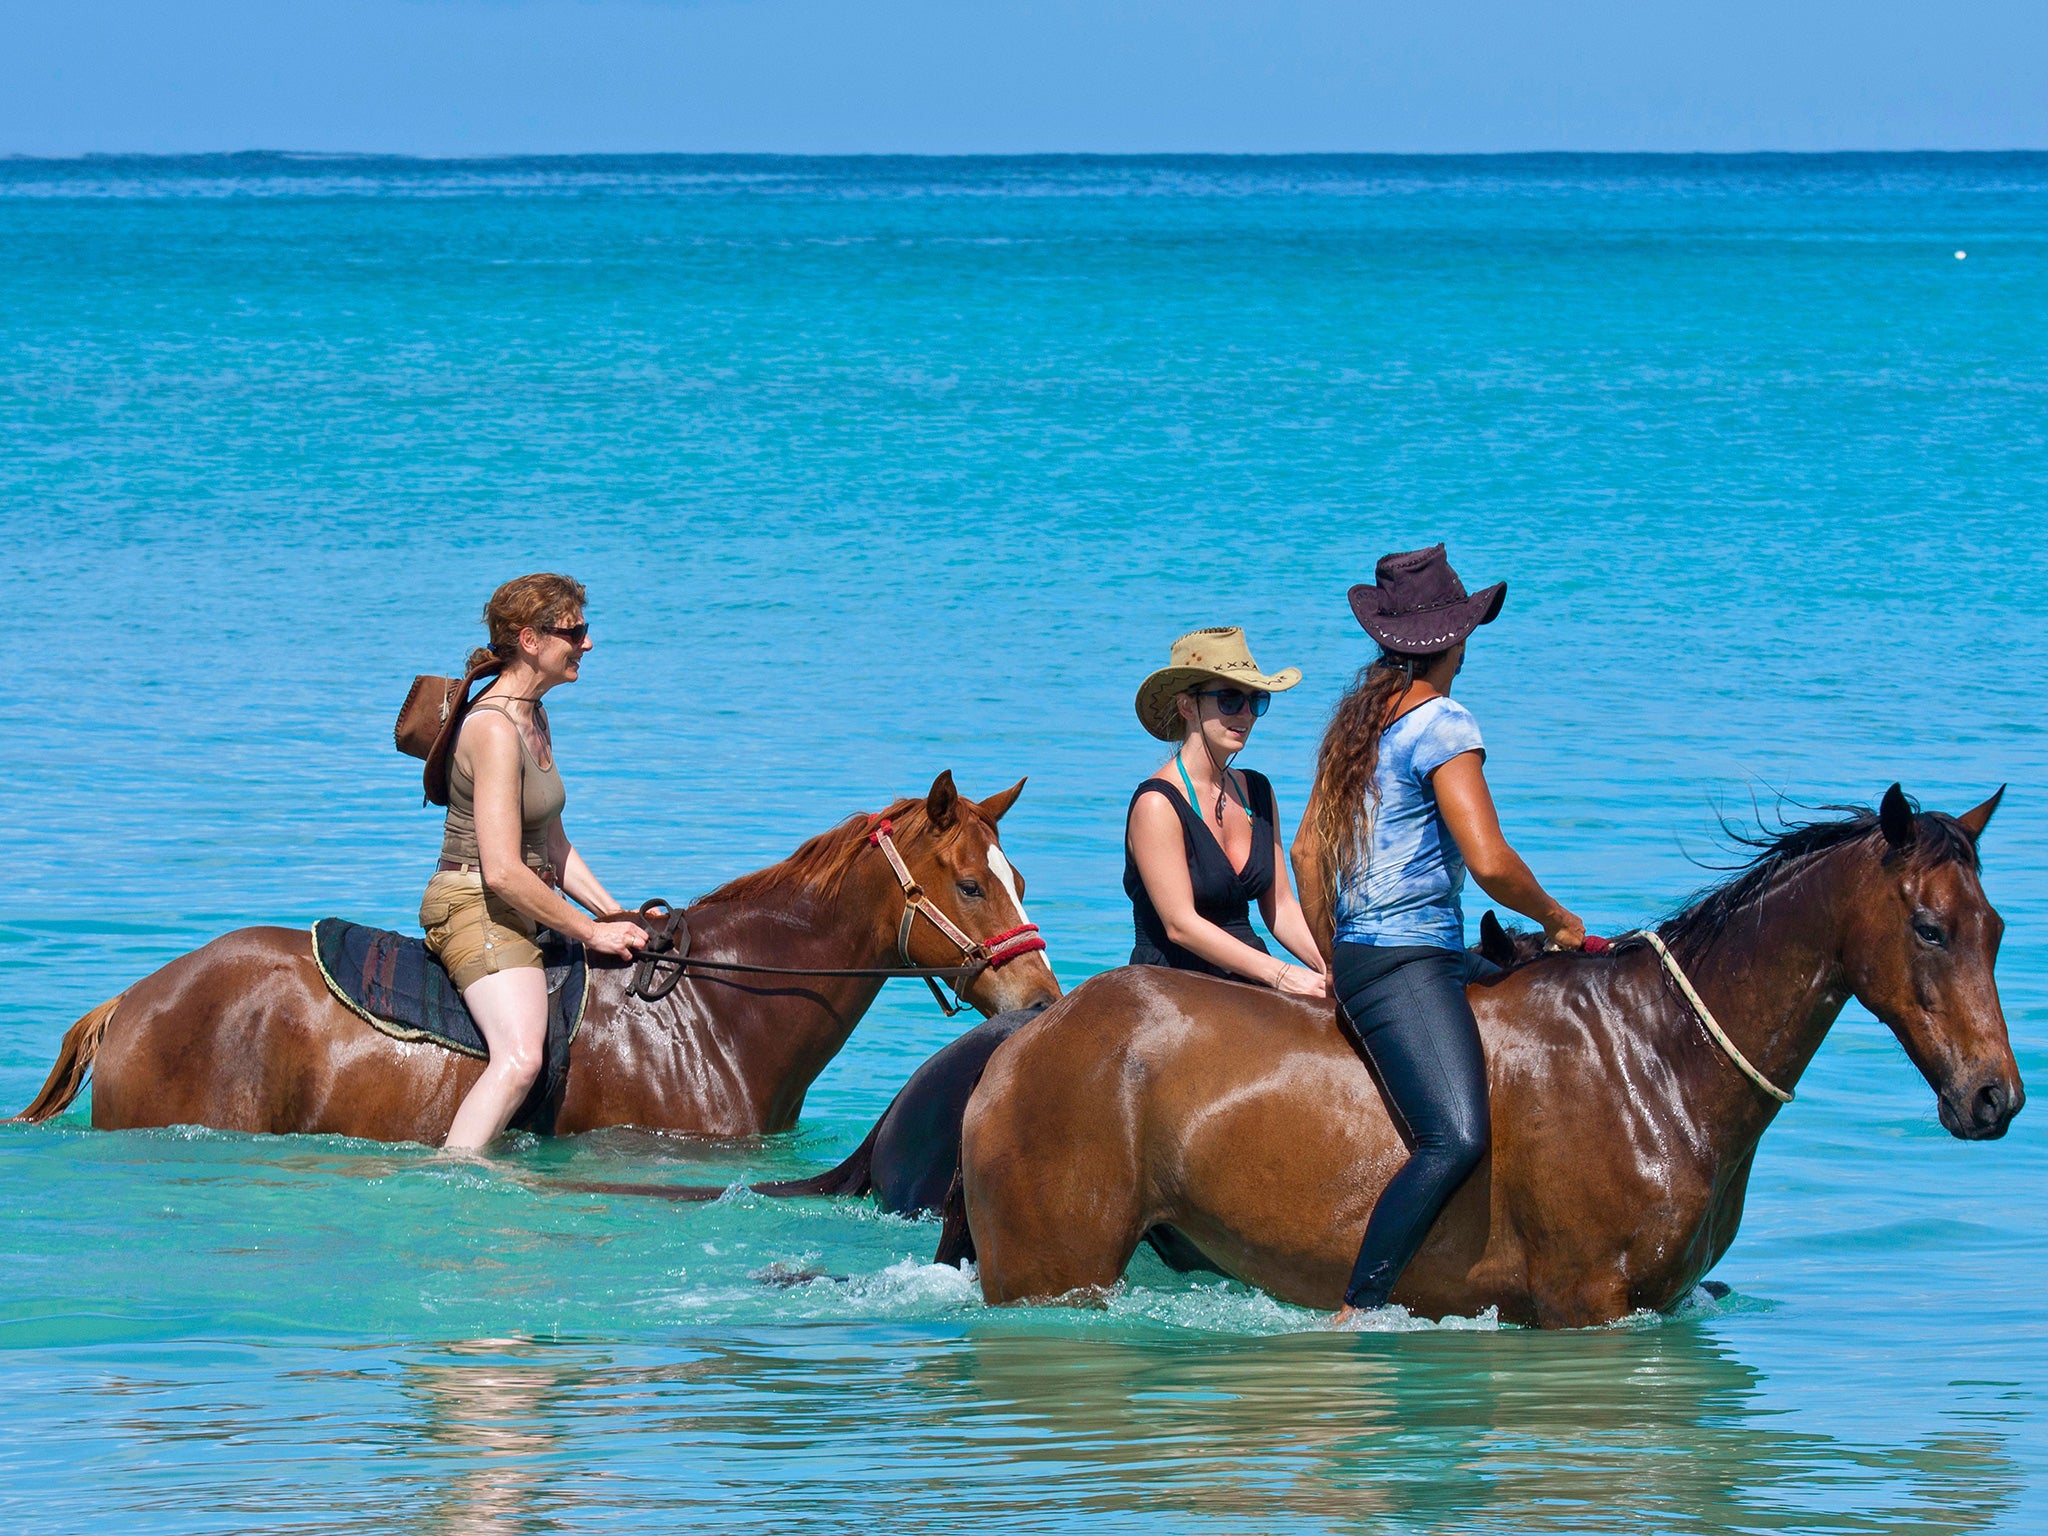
[2,154,2044,1533]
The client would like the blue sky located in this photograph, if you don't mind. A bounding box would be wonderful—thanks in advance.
[4,0,2045,156]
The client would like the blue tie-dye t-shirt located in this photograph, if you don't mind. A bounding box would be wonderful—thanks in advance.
[1332,697,1486,952]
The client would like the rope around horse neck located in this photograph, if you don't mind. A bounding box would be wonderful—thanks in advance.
[1637,929,1794,1105]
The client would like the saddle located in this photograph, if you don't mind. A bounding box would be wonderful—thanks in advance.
[310,919,588,1135]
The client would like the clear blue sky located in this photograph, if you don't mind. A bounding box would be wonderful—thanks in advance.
[4,0,2045,156]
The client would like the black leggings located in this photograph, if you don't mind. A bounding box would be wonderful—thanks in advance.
[1333,942,1494,1310]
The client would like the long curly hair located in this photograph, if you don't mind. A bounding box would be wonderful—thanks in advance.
[1307,646,1452,908]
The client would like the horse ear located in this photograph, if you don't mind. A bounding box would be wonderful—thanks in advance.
[1957,785,2005,842]
[926,770,960,830]
[1478,910,1515,971]
[1879,783,1917,850]
[979,778,1027,823]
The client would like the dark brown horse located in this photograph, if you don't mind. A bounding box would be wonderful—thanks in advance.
[959,786,2018,1325]
[12,772,1060,1142]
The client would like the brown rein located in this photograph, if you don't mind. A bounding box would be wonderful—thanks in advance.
[619,818,1047,1018]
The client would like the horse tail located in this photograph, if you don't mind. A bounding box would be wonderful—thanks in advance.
[553,1117,881,1204]
[933,1168,975,1267]
[9,992,123,1124]
[748,1117,879,1198]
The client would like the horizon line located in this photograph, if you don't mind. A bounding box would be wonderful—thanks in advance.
[8,147,2048,164]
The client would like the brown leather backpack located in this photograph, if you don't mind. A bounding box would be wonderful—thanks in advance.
[395,649,502,806]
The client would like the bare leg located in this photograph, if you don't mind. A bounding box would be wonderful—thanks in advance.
[445,966,549,1151]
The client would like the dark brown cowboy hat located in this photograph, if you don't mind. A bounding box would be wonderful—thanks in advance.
[1347,544,1505,656]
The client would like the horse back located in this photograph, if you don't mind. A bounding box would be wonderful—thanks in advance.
[964,960,1678,1315]
[91,925,472,1138]
[963,967,1411,1303]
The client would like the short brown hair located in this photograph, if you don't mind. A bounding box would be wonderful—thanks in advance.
[482,573,587,660]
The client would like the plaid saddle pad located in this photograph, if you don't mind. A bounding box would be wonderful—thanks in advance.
[310,918,588,1135]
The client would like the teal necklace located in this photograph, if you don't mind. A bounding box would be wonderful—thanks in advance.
[1175,749,1248,829]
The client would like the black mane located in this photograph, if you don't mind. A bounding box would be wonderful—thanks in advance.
[1636,796,1980,965]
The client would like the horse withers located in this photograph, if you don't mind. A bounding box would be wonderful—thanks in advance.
[958,786,2018,1326]
[13,771,1060,1144]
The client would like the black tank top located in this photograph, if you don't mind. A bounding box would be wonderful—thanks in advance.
[1122,768,1276,977]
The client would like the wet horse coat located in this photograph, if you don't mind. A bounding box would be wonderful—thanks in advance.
[13,773,1061,1142]
[960,789,2019,1325]
[552,917,1540,1251]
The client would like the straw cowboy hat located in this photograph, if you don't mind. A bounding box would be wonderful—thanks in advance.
[1134,627,1302,741]
[1347,544,1505,656]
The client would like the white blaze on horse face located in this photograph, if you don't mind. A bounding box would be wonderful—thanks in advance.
[986,844,1032,925]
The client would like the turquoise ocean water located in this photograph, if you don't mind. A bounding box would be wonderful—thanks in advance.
[3,154,2045,1533]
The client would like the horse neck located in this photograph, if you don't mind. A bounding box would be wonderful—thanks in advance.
[670,855,906,1117]
[1649,845,1862,1151]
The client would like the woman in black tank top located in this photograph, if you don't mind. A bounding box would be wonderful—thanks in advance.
[1125,628,1330,996]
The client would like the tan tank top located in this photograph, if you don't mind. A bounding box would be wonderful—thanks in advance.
[440,698,567,878]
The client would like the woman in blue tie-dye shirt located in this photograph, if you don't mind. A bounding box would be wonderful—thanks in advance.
[1295,545,1585,1324]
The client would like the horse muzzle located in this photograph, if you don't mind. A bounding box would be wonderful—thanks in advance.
[1938,1072,2024,1141]
[969,948,1061,1017]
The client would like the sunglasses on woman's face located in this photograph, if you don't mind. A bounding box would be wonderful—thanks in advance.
[1196,688,1271,719]
[539,622,589,645]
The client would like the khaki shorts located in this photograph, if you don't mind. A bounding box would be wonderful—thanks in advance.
[420,871,542,991]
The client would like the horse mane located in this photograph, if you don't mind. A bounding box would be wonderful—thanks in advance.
[1630,795,1980,964]
[694,797,940,909]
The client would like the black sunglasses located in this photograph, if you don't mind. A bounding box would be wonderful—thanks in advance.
[538,622,589,645]
[1194,687,1271,719]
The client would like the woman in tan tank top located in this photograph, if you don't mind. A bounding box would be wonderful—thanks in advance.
[422,573,647,1151]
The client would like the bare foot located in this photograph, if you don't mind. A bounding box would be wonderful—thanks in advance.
[1330,1304,1362,1327]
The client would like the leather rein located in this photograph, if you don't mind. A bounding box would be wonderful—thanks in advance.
[620,818,1046,1018]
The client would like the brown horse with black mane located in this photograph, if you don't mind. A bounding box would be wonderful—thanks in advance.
[958,785,2017,1326]
[13,772,1059,1142]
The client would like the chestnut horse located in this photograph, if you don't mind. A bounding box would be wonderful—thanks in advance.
[959,786,2018,1326]
[12,772,1060,1142]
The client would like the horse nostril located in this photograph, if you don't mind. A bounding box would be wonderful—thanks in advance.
[1973,1082,2008,1127]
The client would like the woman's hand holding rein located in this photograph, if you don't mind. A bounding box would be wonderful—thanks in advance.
[1540,906,1587,952]
[470,851,647,959]
[585,920,650,960]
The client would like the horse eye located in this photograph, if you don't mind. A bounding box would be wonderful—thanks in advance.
[1913,919,1946,948]
[956,880,984,900]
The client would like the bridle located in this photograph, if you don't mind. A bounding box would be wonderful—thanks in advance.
[624,816,1047,1017]
[865,817,1046,1002]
